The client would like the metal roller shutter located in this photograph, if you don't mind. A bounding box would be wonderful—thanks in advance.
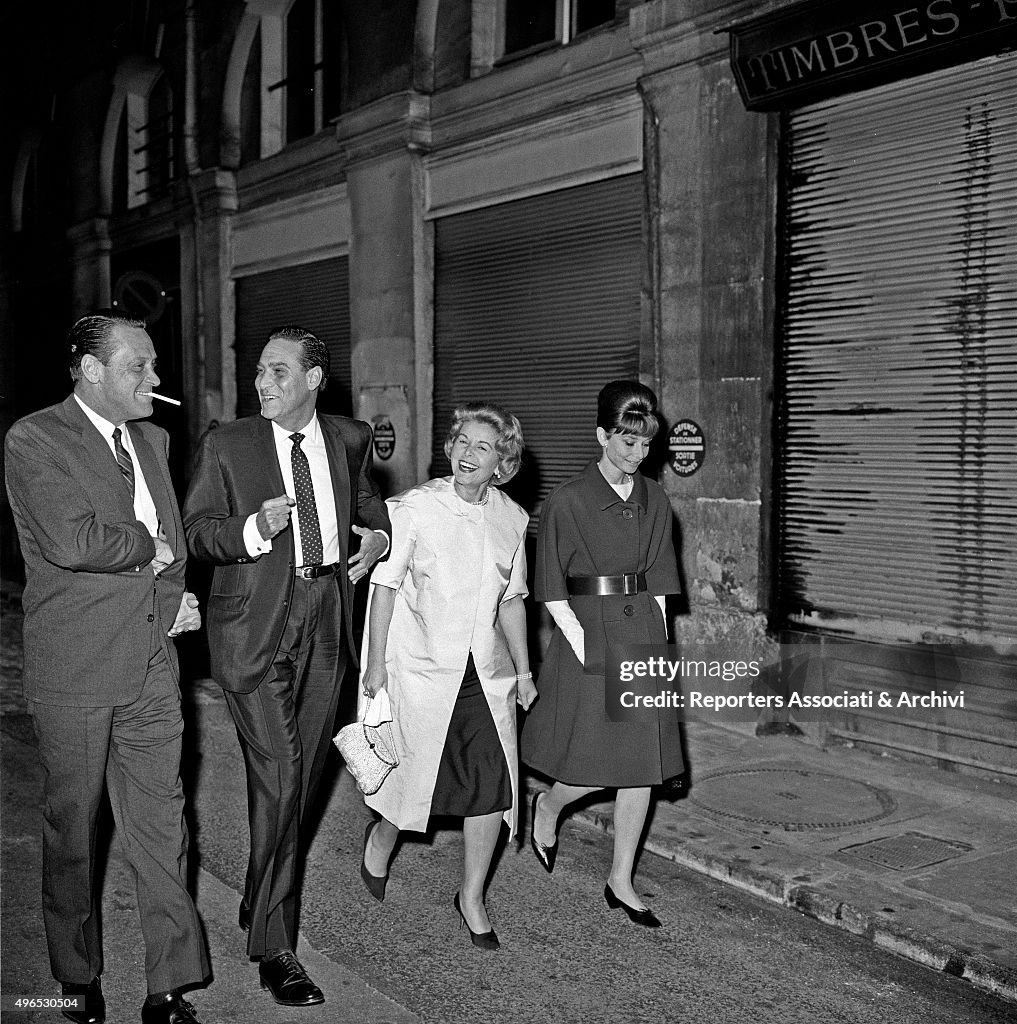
[234,257,352,418]
[777,54,1017,773]
[433,175,643,520]
[779,54,1017,649]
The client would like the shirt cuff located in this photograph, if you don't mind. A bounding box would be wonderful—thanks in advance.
[374,529,390,557]
[243,513,273,557]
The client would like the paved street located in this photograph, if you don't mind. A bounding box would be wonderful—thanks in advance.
[2,597,1014,1024]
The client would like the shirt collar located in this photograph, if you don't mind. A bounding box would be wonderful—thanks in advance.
[73,393,125,443]
[272,412,321,446]
[582,458,648,511]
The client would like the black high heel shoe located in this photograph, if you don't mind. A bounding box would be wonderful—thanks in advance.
[453,892,500,951]
[529,792,558,874]
[360,820,388,902]
[603,883,662,928]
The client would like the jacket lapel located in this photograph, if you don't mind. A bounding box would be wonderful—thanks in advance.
[255,415,288,495]
[320,417,351,561]
[254,415,293,558]
[129,425,178,546]
[61,396,136,516]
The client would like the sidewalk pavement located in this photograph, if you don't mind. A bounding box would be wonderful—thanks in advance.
[560,719,1017,1004]
[0,592,420,1024]
[3,586,1016,1012]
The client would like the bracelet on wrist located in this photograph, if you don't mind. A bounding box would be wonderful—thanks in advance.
[516,671,533,681]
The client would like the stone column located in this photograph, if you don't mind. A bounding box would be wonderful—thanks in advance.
[632,1,778,653]
[66,218,112,317]
[339,92,432,495]
[177,168,238,448]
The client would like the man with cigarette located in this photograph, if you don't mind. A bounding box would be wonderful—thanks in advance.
[183,326,390,1007]
[4,311,211,1024]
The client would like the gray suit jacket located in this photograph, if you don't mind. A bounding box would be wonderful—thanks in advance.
[4,395,186,706]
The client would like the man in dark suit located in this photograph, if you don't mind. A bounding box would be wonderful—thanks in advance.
[4,313,212,1024]
[182,326,390,1007]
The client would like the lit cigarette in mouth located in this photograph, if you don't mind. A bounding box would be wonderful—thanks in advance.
[139,392,182,406]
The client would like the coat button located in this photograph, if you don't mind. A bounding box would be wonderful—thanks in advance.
[147,614,155,622]
[623,605,634,616]
[622,509,633,520]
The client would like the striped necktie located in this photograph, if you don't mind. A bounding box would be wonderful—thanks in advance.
[112,427,135,496]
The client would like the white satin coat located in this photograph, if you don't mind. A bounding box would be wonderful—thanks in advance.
[358,477,529,835]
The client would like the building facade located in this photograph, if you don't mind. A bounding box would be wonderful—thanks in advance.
[3,0,1015,774]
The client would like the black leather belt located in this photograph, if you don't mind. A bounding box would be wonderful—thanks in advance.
[566,573,646,596]
[294,562,340,579]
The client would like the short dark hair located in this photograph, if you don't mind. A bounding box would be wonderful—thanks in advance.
[68,311,146,382]
[597,379,660,438]
[443,402,525,485]
[268,325,330,391]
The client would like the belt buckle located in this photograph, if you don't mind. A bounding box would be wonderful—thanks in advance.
[622,573,638,595]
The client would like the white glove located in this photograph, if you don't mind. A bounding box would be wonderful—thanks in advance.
[546,600,585,665]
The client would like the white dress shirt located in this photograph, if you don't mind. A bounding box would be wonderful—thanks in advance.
[243,415,341,565]
[74,394,161,537]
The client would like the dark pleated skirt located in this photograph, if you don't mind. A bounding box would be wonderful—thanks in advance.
[430,652,512,817]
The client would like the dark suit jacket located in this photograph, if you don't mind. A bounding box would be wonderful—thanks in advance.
[182,413,390,693]
[4,395,186,706]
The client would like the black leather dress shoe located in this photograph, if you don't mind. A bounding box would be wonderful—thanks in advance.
[259,951,325,1006]
[140,991,204,1024]
[238,899,250,932]
[61,977,105,1024]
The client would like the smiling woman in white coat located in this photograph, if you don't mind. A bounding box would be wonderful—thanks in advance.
[357,402,535,951]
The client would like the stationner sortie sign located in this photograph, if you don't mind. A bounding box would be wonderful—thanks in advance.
[725,0,1017,110]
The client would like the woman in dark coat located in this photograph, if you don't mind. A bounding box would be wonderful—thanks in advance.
[521,380,681,927]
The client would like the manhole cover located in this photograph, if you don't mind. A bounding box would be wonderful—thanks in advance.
[840,832,972,870]
[689,766,896,831]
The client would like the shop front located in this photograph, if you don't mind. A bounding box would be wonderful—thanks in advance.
[728,1,1017,773]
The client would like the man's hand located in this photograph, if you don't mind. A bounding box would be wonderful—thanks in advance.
[168,592,201,637]
[257,495,296,540]
[348,526,387,584]
[149,538,175,576]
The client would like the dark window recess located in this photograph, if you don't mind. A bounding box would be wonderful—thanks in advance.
[285,0,315,143]
[240,24,262,167]
[234,257,353,419]
[134,75,175,201]
[433,174,643,524]
[321,0,343,124]
[505,0,557,54]
[112,110,129,215]
[574,0,615,35]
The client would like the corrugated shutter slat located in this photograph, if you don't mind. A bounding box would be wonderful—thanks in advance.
[234,258,352,417]
[433,176,643,521]
[779,54,1017,651]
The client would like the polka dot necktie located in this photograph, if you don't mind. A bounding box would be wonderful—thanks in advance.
[289,433,323,566]
[112,427,135,497]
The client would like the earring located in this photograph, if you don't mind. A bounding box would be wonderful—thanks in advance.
[494,468,501,479]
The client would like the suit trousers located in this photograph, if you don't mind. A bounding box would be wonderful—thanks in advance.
[224,574,348,958]
[30,637,209,993]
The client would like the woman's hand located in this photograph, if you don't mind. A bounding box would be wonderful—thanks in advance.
[516,676,538,710]
[361,663,389,698]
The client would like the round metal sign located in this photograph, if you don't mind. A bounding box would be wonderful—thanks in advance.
[113,270,167,324]
[372,415,396,461]
[668,419,705,476]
